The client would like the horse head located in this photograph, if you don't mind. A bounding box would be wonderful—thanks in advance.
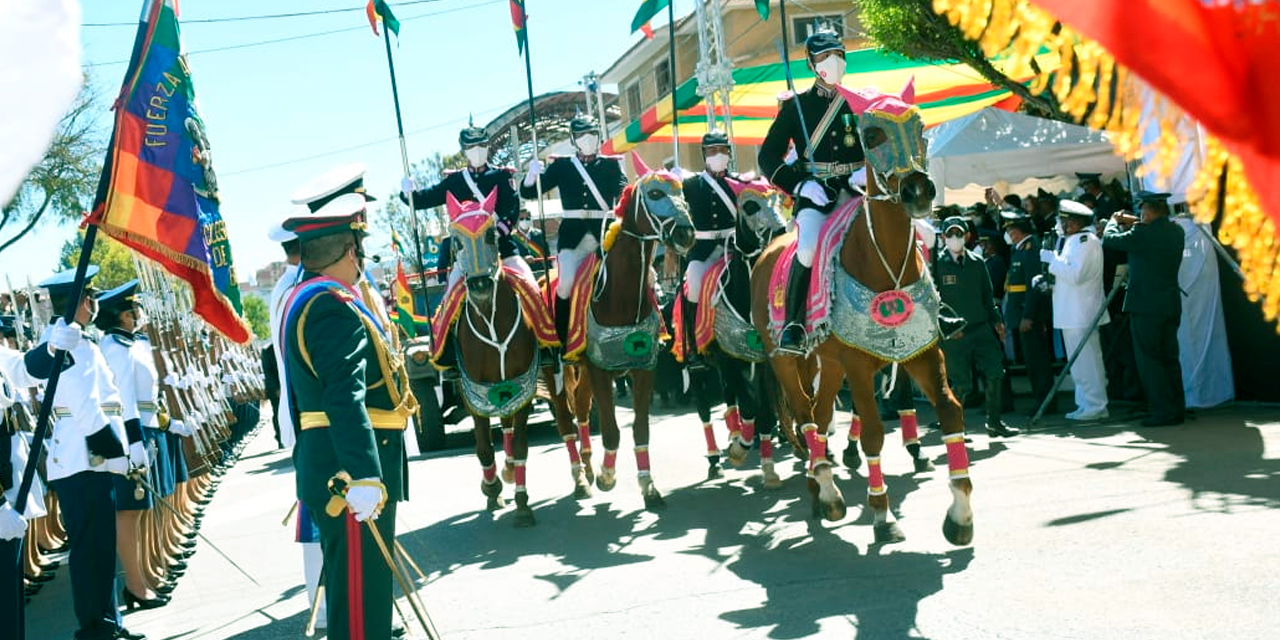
[445,189,501,303]
[839,79,936,218]
[727,175,786,251]
[624,152,695,254]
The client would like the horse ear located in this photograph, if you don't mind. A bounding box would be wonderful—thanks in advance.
[629,151,652,177]
[482,187,499,213]
[836,85,873,114]
[900,76,916,105]
[445,192,461,221]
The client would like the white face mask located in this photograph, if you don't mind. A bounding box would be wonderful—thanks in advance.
[814,56,846,86]
[1054,220,1065,235]
[945,236,966,254]
[705,153,730,173]
[518,219,532,232]
[1003,231,1014,245]
[464,147,488,168]
[574,134,600,156]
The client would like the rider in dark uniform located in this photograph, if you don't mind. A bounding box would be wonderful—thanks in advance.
[519,114,628,346]
[681,131,738,370]
[758,28,864,352]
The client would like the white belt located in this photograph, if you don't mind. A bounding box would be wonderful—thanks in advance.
[694,228,734,240]
[562,209,616,220]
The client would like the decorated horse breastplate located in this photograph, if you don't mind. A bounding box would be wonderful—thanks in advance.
[830,268,940,363]
[713,299,766,363]
[456,349,540,418]
[585,306,663,372]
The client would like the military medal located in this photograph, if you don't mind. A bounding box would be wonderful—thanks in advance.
[842,114,855,147]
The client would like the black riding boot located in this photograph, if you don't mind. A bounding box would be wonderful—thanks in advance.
[554,296,572,362]
[683,298,706,371]
[778,263,811,353]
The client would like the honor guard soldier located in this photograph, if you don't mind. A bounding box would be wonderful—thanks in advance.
[1001,208,1057,415]
[758,28,865,352]
[2,357,31,640]
[520,113,628,347]
[935,217,1017,437]
[681,130,738,371]
[282,195,415,640]
[1042,200,1110,421]
[1103,192,1186,427]
[15,266,146,640]
[1077,173,1117,218]
[512,207,551,268]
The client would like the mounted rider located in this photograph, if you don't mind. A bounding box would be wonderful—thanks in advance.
[401,124,542,377]
[680,130,739,371]
[518,114,628,352]
[757,28,864,353]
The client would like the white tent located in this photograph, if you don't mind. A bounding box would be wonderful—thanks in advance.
[925,107,1127,204]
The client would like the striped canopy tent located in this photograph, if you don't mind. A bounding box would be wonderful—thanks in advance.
[603,47,1060,154]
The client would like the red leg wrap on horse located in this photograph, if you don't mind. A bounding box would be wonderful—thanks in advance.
[514,460,527,489]
[635,446,650,473]
[866,456,886,496]
[848,414,862,441]
[577,423,592,455]
[724,406,741,438]
[502,428,515,458]
[702,423,719,456]
[760,437,774,461]
[563,435,581,465]
[741,419,756,444]
[482,463,497,483]
[944,434,970,479]
[899,410,920,446]
[603,449,618,471]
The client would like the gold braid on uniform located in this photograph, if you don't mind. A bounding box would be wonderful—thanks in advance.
[353,312,419,423]
[932,0,1280,332]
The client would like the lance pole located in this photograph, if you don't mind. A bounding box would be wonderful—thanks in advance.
[520,3,552,284]
[667,0,680,167]
[380,24,428,315]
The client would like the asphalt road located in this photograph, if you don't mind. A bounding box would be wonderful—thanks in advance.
[24,397,1280,640]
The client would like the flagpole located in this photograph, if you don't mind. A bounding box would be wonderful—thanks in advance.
[520,3,552,286]
[667,0,679,168]
[380,23,427,315]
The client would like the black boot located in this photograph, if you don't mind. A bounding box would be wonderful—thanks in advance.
[554,296,573,363]
[683,299,707,371]
[984,382,1019,437]
[777,263,811,353]
[437,329,459,382]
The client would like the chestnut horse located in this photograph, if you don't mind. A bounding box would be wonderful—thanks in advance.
[750,82,972,545]
[563,154,695,510]
[444,190,589,528]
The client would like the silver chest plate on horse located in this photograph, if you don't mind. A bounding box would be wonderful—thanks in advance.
[713,301,767,363]
[830,268,940,363]
[586,307,662,371]
[457,350,540,418]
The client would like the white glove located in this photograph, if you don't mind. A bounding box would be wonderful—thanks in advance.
[1039,249,1055,264]
[848,168,867,191]
[797,180,830,207]
[167,419,187,436]
[0,503,27,541]
[401,177,416,200]
[129,441,149,469]
[103,456,130,475]
[522,159,544,187]
[48,318,81,353]
[344,479,386,522]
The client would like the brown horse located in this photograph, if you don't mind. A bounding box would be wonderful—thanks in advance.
[444,190,590,528]
[750,82,972,545]
[563,155,695,510]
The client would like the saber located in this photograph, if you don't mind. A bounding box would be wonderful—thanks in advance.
[132,473,262,587]
[777,38,814,164]
[304,571,325,637]
[364,516,442,640]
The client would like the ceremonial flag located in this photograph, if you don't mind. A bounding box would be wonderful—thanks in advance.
[510,0,528,54]
[391,228,405,256]
[640,23,655,40]
[631,0,670,34]
[366,0,399,37]
[86,0,251,343]
[756,1,769,20]
[392,261,425,338]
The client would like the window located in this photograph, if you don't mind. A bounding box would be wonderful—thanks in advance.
[654,60,672,97]
[791,14,845,48]
[625,83,642,118]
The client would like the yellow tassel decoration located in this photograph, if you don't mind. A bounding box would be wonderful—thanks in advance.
[601,219,622,252]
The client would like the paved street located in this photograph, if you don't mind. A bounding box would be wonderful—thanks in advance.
[26,397,1280,640]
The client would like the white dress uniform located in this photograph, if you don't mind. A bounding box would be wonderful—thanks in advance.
[1046,227,1110,418]
[268,261,300,447]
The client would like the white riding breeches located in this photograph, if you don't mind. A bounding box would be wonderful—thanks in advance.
[503,255,536,287]
[795,207,828,268]
[447,262,464,289]
[684,246,724,302]
[555,233,601,299]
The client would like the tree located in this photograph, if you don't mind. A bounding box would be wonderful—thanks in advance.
[1,78,106,255]
[373,150,466,273]
[240,294,270,340]
[854,0,1066,120]
[58,229,138,290]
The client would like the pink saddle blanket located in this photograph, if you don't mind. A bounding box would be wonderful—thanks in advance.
[767,195,864,349]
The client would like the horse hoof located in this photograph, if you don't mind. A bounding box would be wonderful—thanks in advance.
[913,456,936,473]
[486,495,506,511]
[727,442,749,467]
[824,500,847,522]
[762,469,783,490]
[596,472,616,492]
[481,479,504,498]
[573,479,592,500]
[841,447,861,470]
[874,522,907,544]
[513,507,537,528]
[942,514,974,546]
[502,463,515,485]
[643,488,667,511]
[583,463,596,485]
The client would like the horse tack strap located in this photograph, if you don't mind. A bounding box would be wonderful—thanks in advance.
[570,156,611,212]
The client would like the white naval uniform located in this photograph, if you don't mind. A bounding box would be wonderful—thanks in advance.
[1046,229,1110,416]
[268,262,301,448]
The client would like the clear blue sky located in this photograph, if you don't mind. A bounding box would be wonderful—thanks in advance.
[6,0,675,284]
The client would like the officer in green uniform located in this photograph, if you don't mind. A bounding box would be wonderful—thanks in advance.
[1102,192,1185,427]
[934,216,1017,437]
[281,194,415,640]
[1001,208,1057,415]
